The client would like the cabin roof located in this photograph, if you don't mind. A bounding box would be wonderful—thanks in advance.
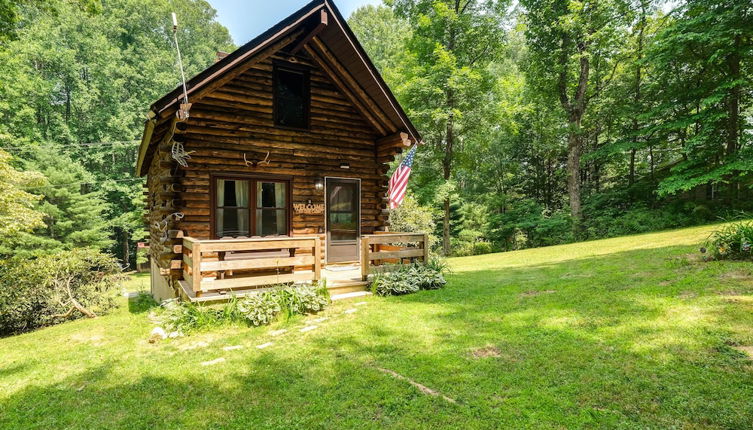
[136,0,421,176]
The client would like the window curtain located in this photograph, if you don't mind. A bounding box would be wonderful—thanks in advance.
[235,180,249,235]
[216,179,225,236]
[216,179,249,237]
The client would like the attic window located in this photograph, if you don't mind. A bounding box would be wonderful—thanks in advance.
[274,66,309,129]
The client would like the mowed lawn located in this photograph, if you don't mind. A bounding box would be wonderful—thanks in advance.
[2,224,753,429]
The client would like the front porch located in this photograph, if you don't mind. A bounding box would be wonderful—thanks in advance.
[175,232,428,303]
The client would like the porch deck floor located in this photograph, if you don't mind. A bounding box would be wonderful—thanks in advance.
[177,265,367,303]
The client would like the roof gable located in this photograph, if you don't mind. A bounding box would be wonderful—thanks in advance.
[148,0,418,141]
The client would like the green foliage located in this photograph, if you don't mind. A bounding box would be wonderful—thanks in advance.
[0,149,45,245]
[0,0,234,267]
[159,284,330,332]
[0,248,123,335]
[348,4,411,86]
[274,284,330,319]
[387,194,438,249]
[705,222,753,261]
[355,0,753,254]
[371,262,446,296]
[136,247,148,265]
[237,293,282,327]
[3,149,113,257]
[453,240,494,257]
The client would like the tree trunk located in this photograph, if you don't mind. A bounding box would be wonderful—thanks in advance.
[122,230,130,269]
[567,124,583,222]
[726,35,741,156]
[629,149,636,186]
[441,11,458,257]
[558,34,589,233]
[629,7,645,187]
[442,109,454,256]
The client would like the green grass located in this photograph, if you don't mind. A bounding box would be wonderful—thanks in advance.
[2,223,753,428]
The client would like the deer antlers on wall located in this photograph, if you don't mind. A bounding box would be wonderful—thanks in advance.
[244,151,270,167]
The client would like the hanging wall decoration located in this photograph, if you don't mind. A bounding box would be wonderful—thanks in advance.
[294,200,324,215]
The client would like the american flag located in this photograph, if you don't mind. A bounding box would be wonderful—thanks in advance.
[388,145,417,209]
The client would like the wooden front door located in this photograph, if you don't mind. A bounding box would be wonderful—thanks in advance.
[326,177,360,263]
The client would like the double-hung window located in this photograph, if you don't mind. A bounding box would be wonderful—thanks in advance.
[215,178,289,238]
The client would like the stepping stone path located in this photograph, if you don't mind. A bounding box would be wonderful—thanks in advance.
[200,357,225,366]
[193,297,374,366]
[180,340,210,351]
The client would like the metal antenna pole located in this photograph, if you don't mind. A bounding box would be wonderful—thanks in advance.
[172,12,188,105]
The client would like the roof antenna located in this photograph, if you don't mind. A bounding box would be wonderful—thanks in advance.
[172,12,191,120]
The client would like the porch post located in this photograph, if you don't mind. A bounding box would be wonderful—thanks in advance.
[192,241,202,294]
[360,236,370,281]
[314,236,321,281]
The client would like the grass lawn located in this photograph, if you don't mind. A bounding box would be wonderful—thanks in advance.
[2,223,753,428]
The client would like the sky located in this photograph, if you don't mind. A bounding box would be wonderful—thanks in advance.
[207,0,382,45]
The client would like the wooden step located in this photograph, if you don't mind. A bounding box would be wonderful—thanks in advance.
[327,282,369,295]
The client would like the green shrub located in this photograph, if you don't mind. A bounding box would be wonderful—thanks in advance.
[372,268,420,296]
[412,264,447,290]
[705,222,753,261]
[274,284,330,319]
[371,262,446,296]
[158,283,330,332]
[452,239,494,256]
[0,248,123,335]
[238,293,282,326]
[472,241,493,255]
[388,194,439,250]
[160,299,227,332]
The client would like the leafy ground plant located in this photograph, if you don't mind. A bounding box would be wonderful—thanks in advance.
[159,283,330,332]
[705,221,753,261]
[371,261,447,296]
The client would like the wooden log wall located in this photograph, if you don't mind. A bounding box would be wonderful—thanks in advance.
[147,54,393,270]
[145,124,186,280]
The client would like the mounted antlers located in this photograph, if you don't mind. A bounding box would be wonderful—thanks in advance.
[244,151,270,167]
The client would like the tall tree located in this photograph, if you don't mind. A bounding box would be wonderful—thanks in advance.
[646,0,753,198]
[349,4,411,86]
[390,0,509,254]
[4,149,113,257]
[0,149,45,247]
[521,0,628,230]
[0,0,234,265]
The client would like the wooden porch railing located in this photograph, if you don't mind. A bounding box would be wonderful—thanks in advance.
[182,236,321,296]
[360,232,429,281]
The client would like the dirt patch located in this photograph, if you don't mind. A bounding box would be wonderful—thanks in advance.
[734,346,753,360]
[471,346,502,358]
[678,291,697,299]
[519,290,556,297]
[374,366,457,404]
[717,290,742,296]
[685,253,705,263]
[721,270,752,280]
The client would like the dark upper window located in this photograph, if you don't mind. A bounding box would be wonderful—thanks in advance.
[274,66,309,129]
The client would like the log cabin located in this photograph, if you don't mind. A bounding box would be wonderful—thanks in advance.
[136,0,428,302]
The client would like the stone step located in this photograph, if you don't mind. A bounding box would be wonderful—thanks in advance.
[331,291,372,301]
